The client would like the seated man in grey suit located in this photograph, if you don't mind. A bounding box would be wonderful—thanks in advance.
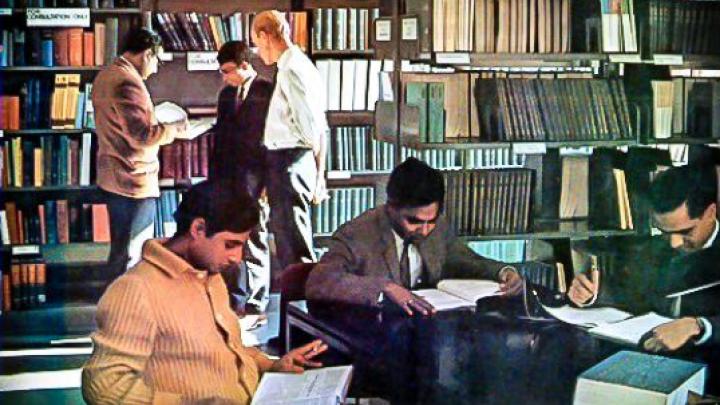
[306,157,523,316]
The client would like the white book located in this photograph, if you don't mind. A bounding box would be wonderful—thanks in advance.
[79,132,92,186]
[316,60,330,111]
[366,60,382,111]
[0,211,9,245]
[250,365,353,405]
[414,279,502,311]
[340,60,356,111]
[327,60,342,111]
[154,101,187,125]
[353,59,369,111]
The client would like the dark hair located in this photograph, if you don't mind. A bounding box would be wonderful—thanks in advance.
[217,41,252,66]
[386,157,445,209]
[123,28,162,54]
[174,180,259,236]
[649,165,717,218]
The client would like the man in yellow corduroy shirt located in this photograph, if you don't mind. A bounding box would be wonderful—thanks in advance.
[82,181,327,404]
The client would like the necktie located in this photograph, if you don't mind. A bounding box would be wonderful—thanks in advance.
[236,85,246,110]
[400,238,412,288]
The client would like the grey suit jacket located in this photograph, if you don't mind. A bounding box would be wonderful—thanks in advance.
[306,205,508,307]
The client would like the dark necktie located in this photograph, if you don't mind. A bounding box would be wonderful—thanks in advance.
[400,238,412,288]
[236,85,246,111]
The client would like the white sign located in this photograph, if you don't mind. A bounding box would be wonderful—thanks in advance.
[653,54,684,65]
[26,8,90,28]
[327,170,351,180]
[560,146,594,156]
[0,130,4,138]
[375,20,392,42]
[609,53,642,64]
[513,142,547,155]
[0,8,12,16]
[401,17,418,41]
[187,52,219,71]
[435,53,470,65]
[158,50,174,62]
[12,245,41,256]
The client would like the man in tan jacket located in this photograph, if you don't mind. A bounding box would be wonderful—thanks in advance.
[92,27,187,279]
[82,181,327,404]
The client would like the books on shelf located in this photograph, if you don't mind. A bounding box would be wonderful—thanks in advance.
[399,146,525,171]
[311,8,380,52]
[641,0,720,56]
[312,187,375,235]
[316,59,384,112]
[443,168,534,236]
[651,77,720,140]
[326,126,394,173]
[600,0,637,53]
[159,133,211,182]
[154,189,180,239]
[3,255,47,312]
[154,11,308,52]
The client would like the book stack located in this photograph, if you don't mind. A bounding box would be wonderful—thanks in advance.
[310,8,380,52]
[2,133,94,188]
[599,0,637,53]
[154,11,308,52]
[326,127,394,173]
[3,256,47,312]
[312,187,375,234]
[443,168,534,236]
[0,80,93,130]
[158,134,211,182]
[316,59,384,112]
[1,201,111,245]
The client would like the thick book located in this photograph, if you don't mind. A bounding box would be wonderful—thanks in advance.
[414,279,501,311]
[574,351,705,405]
[250,365,353,405]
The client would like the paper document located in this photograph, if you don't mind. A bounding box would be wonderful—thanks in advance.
[250,365,353,405]
[588,312,673,345]
[154,101,187,124]
[0,368,82,391]
[414,289,476,311]
[414,279,501,311]
[541,305,632,328]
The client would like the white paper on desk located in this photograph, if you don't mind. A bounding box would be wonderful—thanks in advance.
[589,312,673,345]
[154,101,187,124]
[0,368,82,391]
[414,289,476,311]
[250,365,353,405]
[541,305,632,328]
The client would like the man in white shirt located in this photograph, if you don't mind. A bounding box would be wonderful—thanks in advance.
[251,10,328,272]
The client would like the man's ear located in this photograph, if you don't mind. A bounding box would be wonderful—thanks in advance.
[706,202,717,220]
[189,217,207,239]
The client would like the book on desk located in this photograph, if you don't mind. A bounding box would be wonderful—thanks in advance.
[251,365,353,405]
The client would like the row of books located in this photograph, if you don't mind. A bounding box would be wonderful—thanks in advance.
[0,0,139,7]
[444,168,534,236]
[326,127,395,173]
[0,20,121,67]
[2,133,93,188]
[311,8,380,52]
[600,0,637,53]
[154,11,308,52]
[467,240,526,263]
[400,146,526,170]
[0,77,94,130]
[2,259,47,312]
[316,59,386,112]
[312,187,375,235]
[474,77,634,142]
[652,78,720,140]
[154,189,180,239]
[424,0,571,53]
[644,0,720,56]
[159,134,211,182]
[1,201,111,245]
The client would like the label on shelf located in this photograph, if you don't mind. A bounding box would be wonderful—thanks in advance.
[187,52,219,71]
[375,19,392,42]
[513,142,547,155]
[560,146,594,156]
[0,8,12,15]
[12,245,41,256]
[401,17,418,41]
[435,53,470,65]
[609,53,642,64]
[26,8,90,27]
[327,170,352,180]
[692,69,720,78]
[158,50,174,62]
[653,54,684,65]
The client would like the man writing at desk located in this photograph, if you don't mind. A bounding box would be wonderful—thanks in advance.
[82,181,327,404]
[306,158,523,315]
[568,165,720,351]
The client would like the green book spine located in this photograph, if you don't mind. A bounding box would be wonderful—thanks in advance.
[428,82,445,143]
[406,82,429,142]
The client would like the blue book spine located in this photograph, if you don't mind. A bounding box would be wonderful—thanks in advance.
[0,30,8,67]
[45,200,58,244]
[74,92,85,129]
[41,39,53,67]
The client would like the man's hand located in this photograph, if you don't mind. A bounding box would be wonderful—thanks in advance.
[498,268,523,296]
[383,282,436,317]
[642,318,702,352]
[270,340,328,373]
[312,175,329,205]
[567,274,598,306]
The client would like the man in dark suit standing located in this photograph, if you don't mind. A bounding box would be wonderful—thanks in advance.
[208,41,273,315]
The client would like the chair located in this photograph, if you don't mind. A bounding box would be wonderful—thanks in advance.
[278,262,315,354]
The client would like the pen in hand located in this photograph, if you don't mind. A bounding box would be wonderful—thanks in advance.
[590,255,600,298]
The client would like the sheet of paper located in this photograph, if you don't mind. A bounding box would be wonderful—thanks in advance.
[154,101,187,124]
[251,365,352,405]
[589,312,673,345]
[0,368,82,391]
[541,305,632,328]
[436,279,502,303]
[414,289,475,311]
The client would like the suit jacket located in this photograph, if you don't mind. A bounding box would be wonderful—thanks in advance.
[209,77,273,189]
[306,205,508,307]
[93,57,183,198]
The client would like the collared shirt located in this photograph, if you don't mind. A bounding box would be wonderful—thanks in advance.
[237,73,257,102]
[392,230,423,288]
[696,219,718,345]
[264,45,328,151]
[82,239,269,404]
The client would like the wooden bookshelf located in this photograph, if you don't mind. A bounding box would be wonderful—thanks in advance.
[0,66,103,72]
[148,0,291,13]
[463,52,607,68]
[311,49,375,58]
[303,0,380,9]
[327,111,375,126]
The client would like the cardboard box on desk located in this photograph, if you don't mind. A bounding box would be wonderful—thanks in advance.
[573,351,705,405]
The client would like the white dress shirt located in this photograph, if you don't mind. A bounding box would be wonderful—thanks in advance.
[264,45,328,151]
[392,230,423,289]
[695,219,719,345]
[237,73,256,101]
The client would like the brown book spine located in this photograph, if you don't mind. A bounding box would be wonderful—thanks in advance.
[2,274,11,312]
[199,135,209,178]
[160,144,175,180]
[92,204,111,243]
[38,204,47,245]
[56,199,70,244]
[17,208,24,244]
[54,29,70,66]
[182,140,192,180]
[27,263,37,308]
[191,138,199,177]
[10,264,20,310]
[20,263,29,309]
[37,263,46,305]
[83,31,95,66]
[7,96,20,130]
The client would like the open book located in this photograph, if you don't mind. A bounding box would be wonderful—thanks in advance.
[414,279,502,311]
[155,101,213,140]
[541,305,673,345]
[250,365,353,405]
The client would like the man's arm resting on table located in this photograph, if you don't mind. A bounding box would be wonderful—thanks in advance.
[82,276,181,405]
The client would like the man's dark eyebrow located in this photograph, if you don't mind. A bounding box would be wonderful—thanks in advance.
[407,215,439,223]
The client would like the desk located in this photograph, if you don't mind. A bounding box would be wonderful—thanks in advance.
[287,300,719,404]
